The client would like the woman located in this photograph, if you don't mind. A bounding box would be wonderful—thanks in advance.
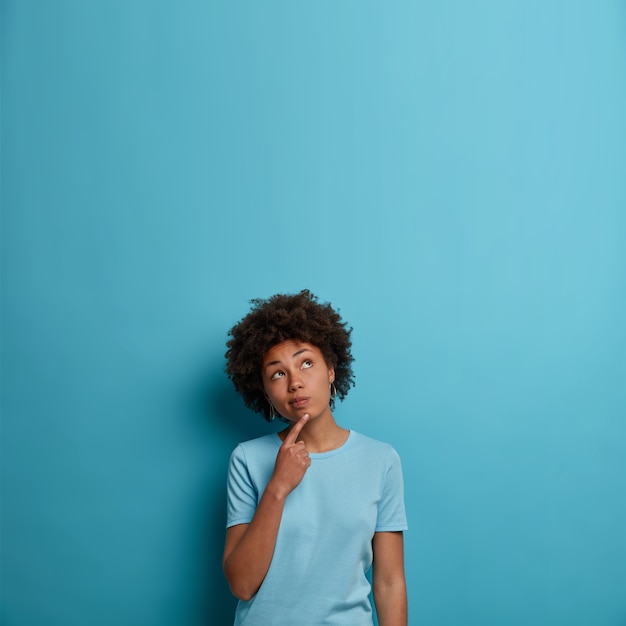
[223,290,408,626]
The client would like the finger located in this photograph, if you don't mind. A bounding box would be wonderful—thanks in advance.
[284,413,310,445]
[292,441,306,453]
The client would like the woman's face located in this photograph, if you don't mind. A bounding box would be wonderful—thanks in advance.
[261,340,335,423]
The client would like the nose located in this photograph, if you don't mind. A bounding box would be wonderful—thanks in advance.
[288,374,303,392]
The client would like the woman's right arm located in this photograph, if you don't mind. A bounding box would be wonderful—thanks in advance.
[222,414,310,601]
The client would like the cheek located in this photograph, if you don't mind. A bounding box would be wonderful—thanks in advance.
[261,379,275,399]
[263,381,283,401]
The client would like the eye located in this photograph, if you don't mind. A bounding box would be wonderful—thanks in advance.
[302,360,313,369]
[270,370,285,381]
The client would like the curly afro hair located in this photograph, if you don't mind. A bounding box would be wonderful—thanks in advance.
[225,290,355,421]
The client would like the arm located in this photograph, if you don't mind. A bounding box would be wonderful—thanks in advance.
[223,414,310,601]
[372,531,407,626]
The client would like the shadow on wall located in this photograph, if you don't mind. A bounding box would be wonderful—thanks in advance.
[185,357,277,626]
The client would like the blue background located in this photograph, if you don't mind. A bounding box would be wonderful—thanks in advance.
[2,1,625,625]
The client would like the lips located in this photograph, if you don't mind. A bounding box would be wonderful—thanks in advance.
[290,397,309,408]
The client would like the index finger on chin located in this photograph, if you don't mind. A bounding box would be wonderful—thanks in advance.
[284,413,309,445]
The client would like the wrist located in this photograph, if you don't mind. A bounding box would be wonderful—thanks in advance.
[264,478,291,502]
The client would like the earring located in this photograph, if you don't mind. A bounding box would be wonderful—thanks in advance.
[268,401,276,421]
[330,382,337,400]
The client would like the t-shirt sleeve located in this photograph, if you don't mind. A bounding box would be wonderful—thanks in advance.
[226,444,258,528]
[375,446,408,532]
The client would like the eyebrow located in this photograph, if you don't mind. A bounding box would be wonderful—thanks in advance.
[264,348,313,369]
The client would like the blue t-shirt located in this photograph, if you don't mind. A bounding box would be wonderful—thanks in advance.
[226,430,408,626]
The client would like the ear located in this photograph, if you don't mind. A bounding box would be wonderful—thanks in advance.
[328,366,335,383]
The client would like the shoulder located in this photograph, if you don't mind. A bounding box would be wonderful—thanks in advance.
[229,433,280,464]
[345,431,404,471]
[349,431,402,458]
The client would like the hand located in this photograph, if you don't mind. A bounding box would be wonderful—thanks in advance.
[269,414,311,499]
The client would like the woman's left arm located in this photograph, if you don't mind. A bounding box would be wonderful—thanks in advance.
[372,531,408,626]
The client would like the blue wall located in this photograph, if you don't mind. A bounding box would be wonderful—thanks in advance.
[2,2,625,625]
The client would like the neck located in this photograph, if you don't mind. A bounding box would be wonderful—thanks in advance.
[282,413,349,453]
